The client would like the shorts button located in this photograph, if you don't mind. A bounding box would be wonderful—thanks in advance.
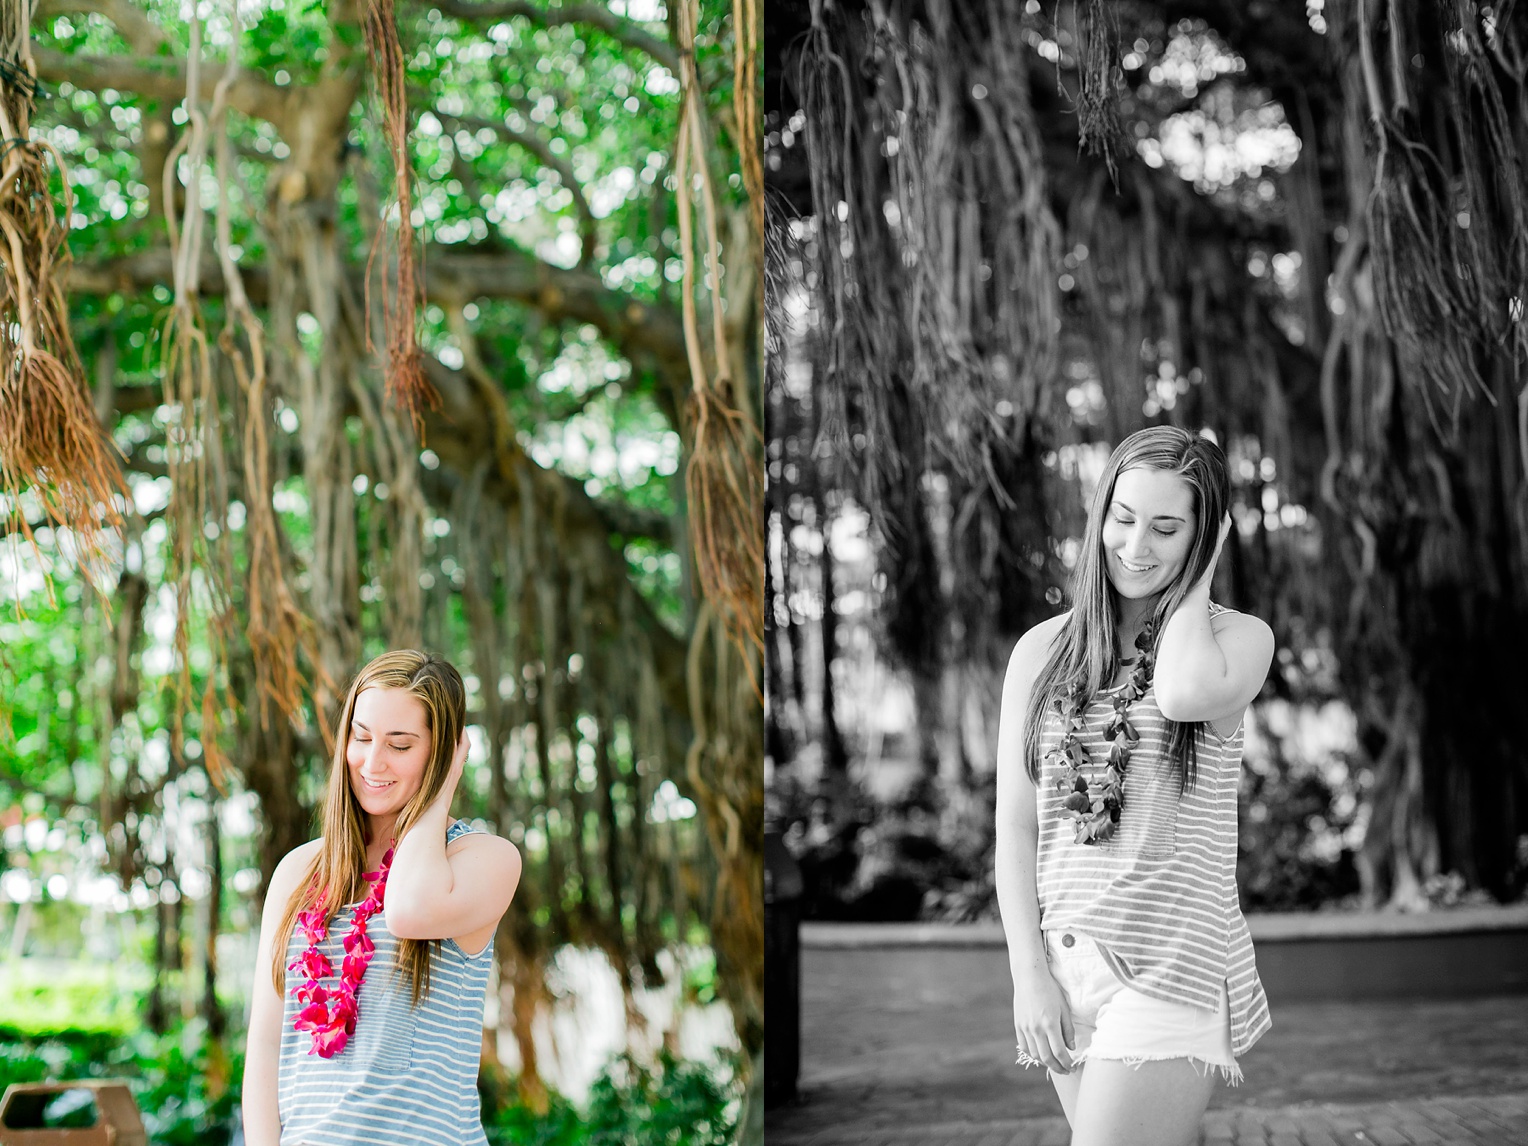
[1062,933,1075,948]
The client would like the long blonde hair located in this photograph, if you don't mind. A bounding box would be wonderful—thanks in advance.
[1023,427,1230,791]
[269,649,466,1006]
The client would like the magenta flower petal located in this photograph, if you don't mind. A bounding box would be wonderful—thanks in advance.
[310,1025,349,1058]
[288,948,333,980]
[294,1000,332,1032]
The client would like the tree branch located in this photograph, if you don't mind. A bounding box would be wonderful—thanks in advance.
[32,46,294,131]
[108,377,681,736]
[432,107,599,267]
[423,0,680,74]
[68,246,690,389]
[110,374,674,542]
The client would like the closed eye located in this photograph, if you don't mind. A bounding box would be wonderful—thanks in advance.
[352,734,410,752]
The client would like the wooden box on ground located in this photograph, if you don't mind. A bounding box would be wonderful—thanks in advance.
[0,1082,146,1146]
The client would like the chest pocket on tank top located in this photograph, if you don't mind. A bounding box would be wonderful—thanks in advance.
[348,929,418,1071]
[1101,742,1181,860]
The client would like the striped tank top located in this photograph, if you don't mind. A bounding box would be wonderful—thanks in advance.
[1034,644,1271,1056]
[277,819,495,1145]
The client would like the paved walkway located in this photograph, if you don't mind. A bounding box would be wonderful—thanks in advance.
[766,943,1528,1145]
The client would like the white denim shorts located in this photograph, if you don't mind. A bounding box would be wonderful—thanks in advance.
[1035,929,1241,1084]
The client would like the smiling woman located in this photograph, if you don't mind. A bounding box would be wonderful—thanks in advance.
[997,427,1275,1144]
[242,650,522,1146]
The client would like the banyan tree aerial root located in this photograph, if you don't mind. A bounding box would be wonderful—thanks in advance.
[363,0,440,440]
[0,15,124,586]
[675,0,764,667]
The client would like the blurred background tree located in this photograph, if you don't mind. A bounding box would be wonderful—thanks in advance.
[765,0,1528,922]
[0,0,761,1141]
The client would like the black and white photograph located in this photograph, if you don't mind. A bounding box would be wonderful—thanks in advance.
[765,2,1528,1144]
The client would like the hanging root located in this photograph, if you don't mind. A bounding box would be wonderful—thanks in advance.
[364,0,439,439]
[0,53,125,581]
[211,0,319,737]
[0,340,123,552]
[156,6,243,790]
[1362,1,1528,433]
[686,386,765,667]
[674,0,764,669]
[1072,0,1123,178]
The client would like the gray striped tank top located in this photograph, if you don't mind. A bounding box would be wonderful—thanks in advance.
[277,819,495,1145]
[1034,637,1271,1057]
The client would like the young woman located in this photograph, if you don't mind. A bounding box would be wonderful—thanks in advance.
[243,650,522,1146]
[995,427,1275,1146]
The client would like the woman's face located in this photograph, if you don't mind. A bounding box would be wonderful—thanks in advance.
[1099,465,1197,602]
[346,687,433,823]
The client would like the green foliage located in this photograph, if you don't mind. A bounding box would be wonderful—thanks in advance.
[0,962,735,1144]
[0,1024,733,1146]
[0,1023,241,1146]
[0,962,142,1043]
[1237,754,1362,911]
[487,1052,737,1146]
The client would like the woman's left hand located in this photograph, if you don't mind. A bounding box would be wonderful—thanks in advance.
[434,730,469,811]
[1192,512,1233,593]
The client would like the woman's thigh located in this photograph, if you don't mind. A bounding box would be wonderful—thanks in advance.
[1067,1057,1215,1146]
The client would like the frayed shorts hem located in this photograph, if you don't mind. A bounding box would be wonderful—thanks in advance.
[1046,1052,1243,1087]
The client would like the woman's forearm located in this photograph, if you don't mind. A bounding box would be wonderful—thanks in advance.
[242,978,284,1146]
[995,814,1047,981]
[385,795,455,929]
[1153,582,1229,718]
[241,1054,281,1146]
[993,623,1056,983]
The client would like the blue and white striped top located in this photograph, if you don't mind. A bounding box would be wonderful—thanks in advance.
[277,819,494,1146]
[1035,642,1272,1057]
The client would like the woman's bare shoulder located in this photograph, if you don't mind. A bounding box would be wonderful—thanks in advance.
[1209,605,1275,644]
[267,839,322,902]
[1011,610,1070,658]
[447,827,521,867]
[1002,611,1070,688]
[281,837,324,866]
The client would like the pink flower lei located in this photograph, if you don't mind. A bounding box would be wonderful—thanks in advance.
[289,844,394,1058]
[1047,625,1156,845]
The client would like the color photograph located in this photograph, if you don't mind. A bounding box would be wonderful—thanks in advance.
[0,0,762,1142]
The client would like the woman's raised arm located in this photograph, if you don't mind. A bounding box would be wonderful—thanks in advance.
[1154,517,1274,726]
[384,734,522,944]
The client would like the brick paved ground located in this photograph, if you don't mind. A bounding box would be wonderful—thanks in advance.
[769,1094,1528,1145]
[766,945,1528,1146]
[770,1087,1528,1142]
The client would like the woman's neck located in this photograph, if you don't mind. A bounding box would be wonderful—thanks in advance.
[1114,594,1160,646]
[365,816,399,863]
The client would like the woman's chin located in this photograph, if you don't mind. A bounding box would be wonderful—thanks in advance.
[1107,575,1157,599]
[1108,578,1175,608]
[353,787,401,816]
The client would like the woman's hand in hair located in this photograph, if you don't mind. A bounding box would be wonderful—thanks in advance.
[1190,512,1232,595]
[1155,513,1274,729]
[429,729,469,815]
[387,729,522,946]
